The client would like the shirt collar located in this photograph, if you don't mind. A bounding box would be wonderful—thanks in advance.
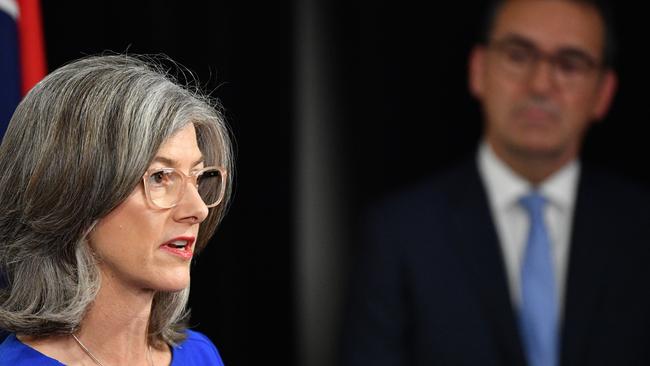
[478,140,580,211]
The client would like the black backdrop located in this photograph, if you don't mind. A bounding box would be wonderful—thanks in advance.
[38,2,649,365]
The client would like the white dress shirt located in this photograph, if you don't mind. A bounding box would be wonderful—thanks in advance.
[477,141,579,311]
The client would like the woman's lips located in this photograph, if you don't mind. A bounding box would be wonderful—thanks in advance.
[159,236,195,260]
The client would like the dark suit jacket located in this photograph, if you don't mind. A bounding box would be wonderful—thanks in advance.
[341,156,650,366]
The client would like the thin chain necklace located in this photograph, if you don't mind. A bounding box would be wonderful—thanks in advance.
[72,334,154,366]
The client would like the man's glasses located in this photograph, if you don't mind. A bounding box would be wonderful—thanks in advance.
[487,37,603,89]
[142,166,227,209]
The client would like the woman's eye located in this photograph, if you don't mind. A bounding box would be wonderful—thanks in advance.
[149,170,171,186]
[152,172,164,184]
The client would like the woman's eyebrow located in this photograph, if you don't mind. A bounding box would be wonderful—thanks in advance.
[151,156,205,167]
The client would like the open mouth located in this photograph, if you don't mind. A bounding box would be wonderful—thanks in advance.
[160,237,195,260]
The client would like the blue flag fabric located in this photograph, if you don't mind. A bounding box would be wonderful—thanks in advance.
[0,1,21,138]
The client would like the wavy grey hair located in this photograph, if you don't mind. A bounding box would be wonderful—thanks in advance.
[0,54,234,345]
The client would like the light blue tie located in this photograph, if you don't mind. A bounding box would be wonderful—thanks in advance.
[519,192,558,366]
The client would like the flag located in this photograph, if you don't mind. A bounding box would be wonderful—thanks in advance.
[0,0,46,139]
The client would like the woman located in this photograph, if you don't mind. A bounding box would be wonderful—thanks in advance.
[0,54,233,365]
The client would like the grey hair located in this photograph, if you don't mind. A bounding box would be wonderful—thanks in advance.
[0,54,234,345]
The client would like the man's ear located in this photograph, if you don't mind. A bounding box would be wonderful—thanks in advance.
[592,70,617,120]
[468,45,487,99]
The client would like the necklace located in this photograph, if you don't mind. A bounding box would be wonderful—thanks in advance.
[72,334,154,366]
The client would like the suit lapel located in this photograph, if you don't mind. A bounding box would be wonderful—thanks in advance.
[449,160,527,366]
[560,167,611,366]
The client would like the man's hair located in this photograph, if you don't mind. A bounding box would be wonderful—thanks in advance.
[479,0,617,68]
[0,54,234,346]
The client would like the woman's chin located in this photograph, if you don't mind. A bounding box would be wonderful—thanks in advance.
[151,270,191,292]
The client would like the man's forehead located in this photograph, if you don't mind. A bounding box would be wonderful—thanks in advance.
[491,0,605,57]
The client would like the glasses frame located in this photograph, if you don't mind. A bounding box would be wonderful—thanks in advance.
[486,37,603,89]
[142,165,227,209]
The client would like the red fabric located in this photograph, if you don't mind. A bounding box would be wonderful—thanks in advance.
[17,0,46,96]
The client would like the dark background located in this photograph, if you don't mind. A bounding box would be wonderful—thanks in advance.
[39,2,648,365]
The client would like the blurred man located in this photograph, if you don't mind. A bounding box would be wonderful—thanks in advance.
[342,1,650,365]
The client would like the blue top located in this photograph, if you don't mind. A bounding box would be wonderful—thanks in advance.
[0,329,224,365]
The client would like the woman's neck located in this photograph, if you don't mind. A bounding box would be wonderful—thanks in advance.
[20,271,161,365]
[73,270,156,365]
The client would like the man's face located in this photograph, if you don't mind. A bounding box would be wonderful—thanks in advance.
[469,0,617,164]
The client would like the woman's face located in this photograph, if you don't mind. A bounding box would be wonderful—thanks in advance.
[89,123,209,293]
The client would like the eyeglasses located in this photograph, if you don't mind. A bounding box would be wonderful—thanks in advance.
[487,37,603,89]
[142,166,227,209]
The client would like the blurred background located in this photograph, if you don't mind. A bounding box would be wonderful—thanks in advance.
[2,1,649,365]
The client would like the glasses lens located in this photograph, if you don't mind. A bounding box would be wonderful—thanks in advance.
[492,42,536,77]
[146,169,183,208]
[197,168,225,207]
